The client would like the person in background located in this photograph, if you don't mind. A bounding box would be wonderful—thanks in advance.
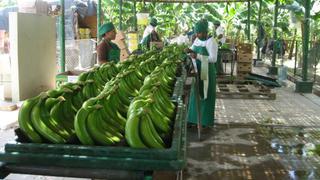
[214,21,226,46]
[261,37,269,58]
[185,19,218,128]
[268,39,286,57]
[186,27,196,43]
[140,18,161,50]
[96,22,120,64]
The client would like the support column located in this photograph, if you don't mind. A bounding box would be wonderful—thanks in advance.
[119,0,123,30]
[254,0,263,65]
[59,0,65,73]
[295,0,313,93]
[247,0,251,41]
[133,0,137,31]
[97,0,101,41]
[268,0,279,75]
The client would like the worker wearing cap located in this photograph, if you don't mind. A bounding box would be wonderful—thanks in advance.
[96,22,120,64]
[214,21,226,45]
[140,18,161,50]
[185,19,218,127]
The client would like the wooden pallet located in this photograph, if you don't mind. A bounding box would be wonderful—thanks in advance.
[237,62,252,72]
[216,80,276,100]
[236,73,248,79]
[235,71,250,79]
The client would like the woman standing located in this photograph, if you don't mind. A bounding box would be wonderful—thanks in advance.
[140,18,161,50]
[185,19,218,127]
[96,22,120,64]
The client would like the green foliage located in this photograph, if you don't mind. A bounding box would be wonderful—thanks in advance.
[0,0,16,8]
[100,0,320,43]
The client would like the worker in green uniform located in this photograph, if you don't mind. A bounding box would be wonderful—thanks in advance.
[97,22,120,64]
[140,18,161,50]
[185,19,218,127]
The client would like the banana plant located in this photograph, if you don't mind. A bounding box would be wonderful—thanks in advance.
[100,0,319,45]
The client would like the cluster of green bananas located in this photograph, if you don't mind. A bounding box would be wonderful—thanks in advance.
[125,58,182,149]
[74,51,163,145]
[18,63,120,144]
[18,45,184,146]
[18,83,84,144]
[78,62,119,97]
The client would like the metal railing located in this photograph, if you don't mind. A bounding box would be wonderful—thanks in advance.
[261,39,320,85]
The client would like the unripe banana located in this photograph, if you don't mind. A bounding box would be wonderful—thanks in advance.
[140,114,165,148]
[74,108,95,145]
[125,112,147,148]
[18,96,43,143]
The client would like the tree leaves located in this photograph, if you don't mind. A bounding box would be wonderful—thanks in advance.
[99,0,319,42]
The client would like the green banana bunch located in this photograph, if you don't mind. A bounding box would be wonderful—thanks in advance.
[140,113,165,148]
[74,107,95,145]
[82,80,100,99]
[87,107,118,145]
[125,110,147,148]
[18,96,43,143]
[50,99,75,136]
[31,95,68,144]
[100,93,127,128]
[125,102,166,149]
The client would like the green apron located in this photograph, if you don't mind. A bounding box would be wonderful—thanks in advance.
[140,32,160,51]
[187,41,216,127]
[106,40,120,62]
[140,34,152,50]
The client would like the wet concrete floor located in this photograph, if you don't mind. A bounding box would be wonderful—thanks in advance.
[184,123,320,180]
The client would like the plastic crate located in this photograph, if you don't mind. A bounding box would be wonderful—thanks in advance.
[0,102,186,171]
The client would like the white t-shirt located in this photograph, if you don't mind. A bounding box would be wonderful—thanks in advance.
[215,26,226,44]
[191,37,218,63]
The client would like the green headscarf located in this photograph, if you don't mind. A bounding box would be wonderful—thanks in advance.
[150,18,158,27]
[194,19,208,33]
[99,22,115,36]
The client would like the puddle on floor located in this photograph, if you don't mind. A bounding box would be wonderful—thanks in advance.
[185,123,320,180]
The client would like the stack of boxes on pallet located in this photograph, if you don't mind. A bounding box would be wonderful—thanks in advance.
[112,31,130,61]
[237,43,253,79]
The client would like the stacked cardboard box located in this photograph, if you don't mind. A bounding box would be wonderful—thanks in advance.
[237,43,253,79]
[112,31,130,61]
